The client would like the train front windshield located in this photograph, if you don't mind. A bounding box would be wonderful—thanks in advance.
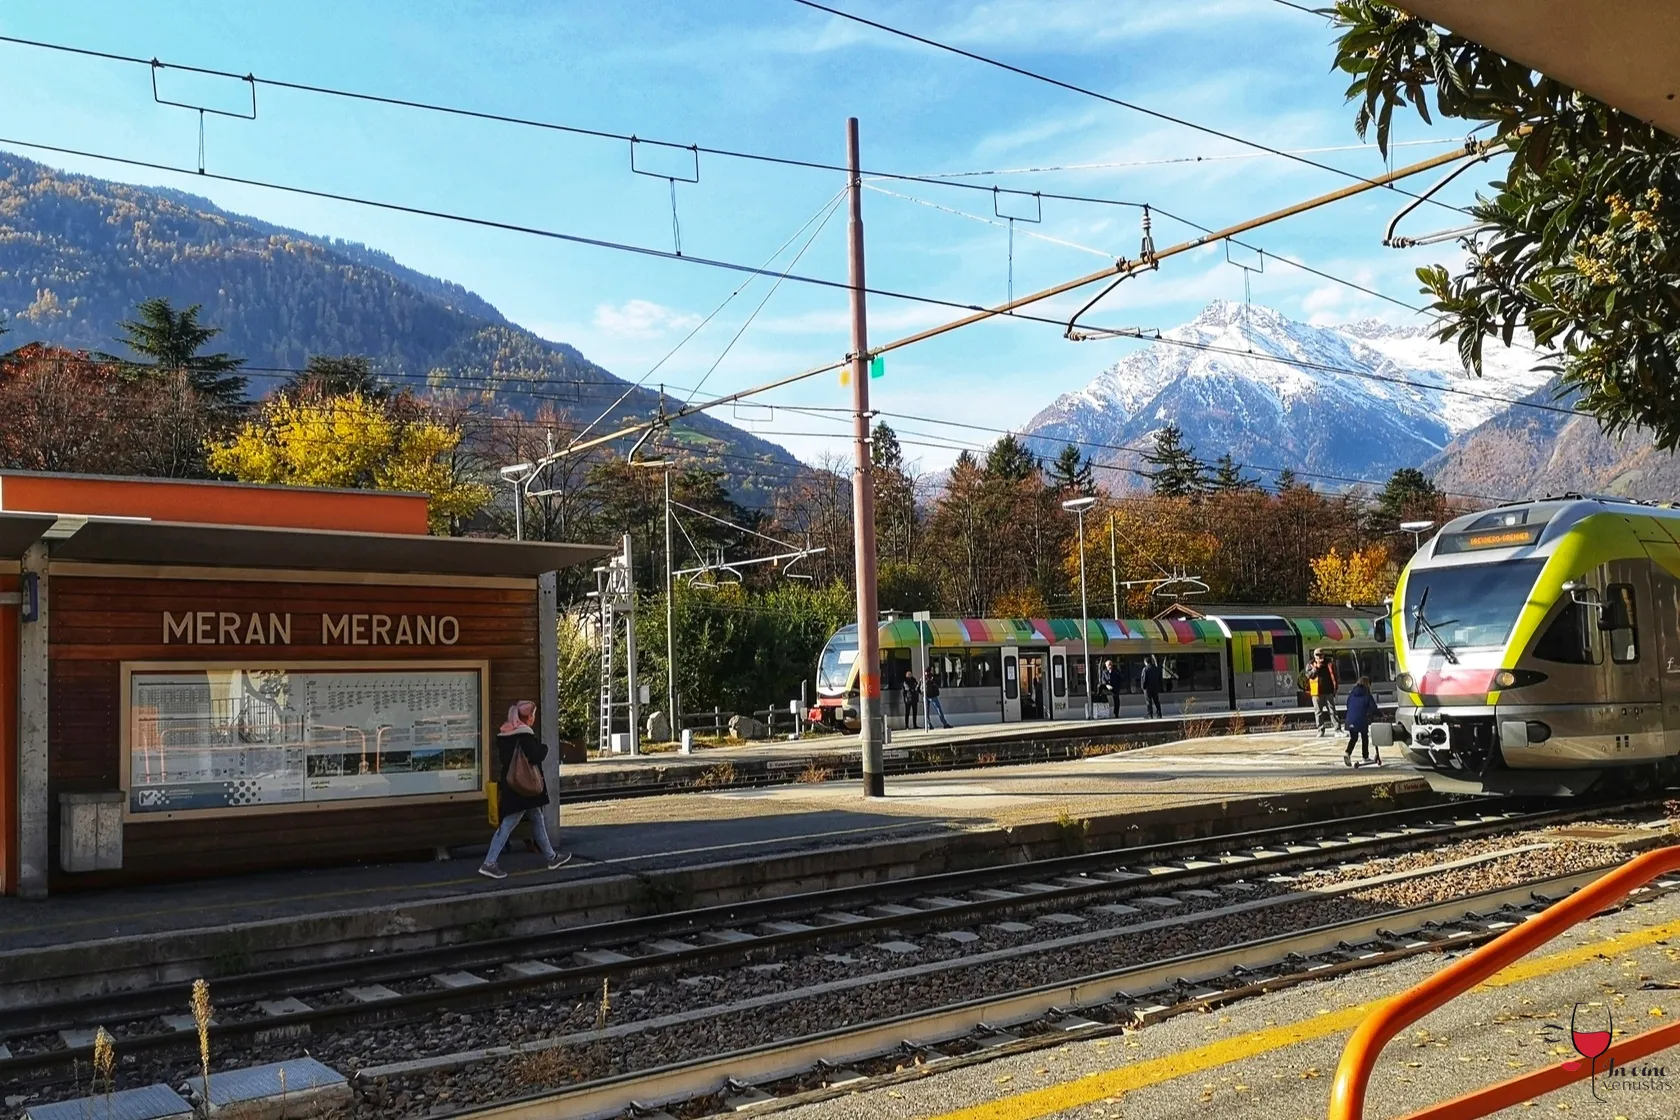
[817,627,859,693]
[1403,559,1545,651]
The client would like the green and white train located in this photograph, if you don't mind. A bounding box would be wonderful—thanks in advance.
[1377,495,1680,796]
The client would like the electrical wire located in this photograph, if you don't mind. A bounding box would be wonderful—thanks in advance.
[787,0,1474,217]
[880,138,1463,181]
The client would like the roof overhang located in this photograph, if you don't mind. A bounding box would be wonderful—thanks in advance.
[1398,1,1680,137]
[38,517,614,578]
[0,513,55,559]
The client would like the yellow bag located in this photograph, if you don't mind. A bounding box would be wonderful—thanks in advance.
[486,780,499,826]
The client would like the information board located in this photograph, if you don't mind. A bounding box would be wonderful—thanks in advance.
[127,666,483,815]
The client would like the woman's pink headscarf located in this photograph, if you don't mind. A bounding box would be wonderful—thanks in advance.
[500,700,536,735]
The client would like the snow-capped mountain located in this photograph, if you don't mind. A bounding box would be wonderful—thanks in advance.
[1021,300,1554,488]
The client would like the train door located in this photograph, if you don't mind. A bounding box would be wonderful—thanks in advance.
[1001,646,1021,722]
[1640,544,1680,749]
[1018,652,1049,719]
[1049,646,1069,720]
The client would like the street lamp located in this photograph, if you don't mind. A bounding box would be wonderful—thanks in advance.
[1062,495,1098,720]
[1398,519,1435,552]
[499,462,538,541]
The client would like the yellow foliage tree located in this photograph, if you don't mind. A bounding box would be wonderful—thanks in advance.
[206,392,490,533]
[1309,544,1395,605]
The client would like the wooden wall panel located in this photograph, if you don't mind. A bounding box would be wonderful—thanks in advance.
[1,574,17,894]
[45,574,539,890]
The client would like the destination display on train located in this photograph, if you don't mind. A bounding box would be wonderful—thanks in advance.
[126,667,483,816]
[1437,525,1544,553]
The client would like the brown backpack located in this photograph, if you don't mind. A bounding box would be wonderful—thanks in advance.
[505,744,544,798]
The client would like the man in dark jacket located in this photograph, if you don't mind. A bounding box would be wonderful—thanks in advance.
[1307,650,1340,736]
[1102,658,1122,718]
[1342,674,1380,766]
[924,668,952,729]
[479,700,571,879]
[1141,656,1164,719]
[902,669,921,729]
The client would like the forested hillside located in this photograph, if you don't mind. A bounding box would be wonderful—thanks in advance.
[0,151,802,503]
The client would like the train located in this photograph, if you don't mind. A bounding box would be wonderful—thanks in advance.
[810,608,1394,730]
[1376,495,1680,797]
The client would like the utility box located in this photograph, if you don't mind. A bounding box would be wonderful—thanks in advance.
[610,732,633,755]
[59,791,124,872]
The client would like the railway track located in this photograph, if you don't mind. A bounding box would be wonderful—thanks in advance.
[448,861,1680,1120]
[0,796,1655,1101]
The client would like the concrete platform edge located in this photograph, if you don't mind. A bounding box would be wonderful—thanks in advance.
[0,777,1431,1008]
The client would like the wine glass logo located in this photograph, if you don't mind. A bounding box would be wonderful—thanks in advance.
[1570,1003,1613,1100]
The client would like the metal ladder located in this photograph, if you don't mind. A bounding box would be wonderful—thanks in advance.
[597,565,616,755]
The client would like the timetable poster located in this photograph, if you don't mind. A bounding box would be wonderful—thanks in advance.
[129,668,482,815]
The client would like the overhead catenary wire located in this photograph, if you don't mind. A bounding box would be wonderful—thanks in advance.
[786,0,1475,218]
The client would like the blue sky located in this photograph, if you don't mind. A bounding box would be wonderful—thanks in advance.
[0,0,1485,471]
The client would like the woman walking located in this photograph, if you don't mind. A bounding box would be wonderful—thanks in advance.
[479,700,571,879]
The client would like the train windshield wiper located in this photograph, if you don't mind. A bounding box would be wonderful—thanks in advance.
[1409,587,1461,665]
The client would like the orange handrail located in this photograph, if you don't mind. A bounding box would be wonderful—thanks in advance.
[1329,842,1680,1120]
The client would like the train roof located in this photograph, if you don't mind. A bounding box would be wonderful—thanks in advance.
[1417,495,1680,567]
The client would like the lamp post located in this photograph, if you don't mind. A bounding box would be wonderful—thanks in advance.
[499,462,538,541]
[1062,495,1098,719]
[1398,519,1435,553]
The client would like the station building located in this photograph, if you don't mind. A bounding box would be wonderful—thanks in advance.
[0,470,609,898]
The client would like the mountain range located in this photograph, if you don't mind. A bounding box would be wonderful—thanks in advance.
[1019,299,1651,499]
[0,151,802,503]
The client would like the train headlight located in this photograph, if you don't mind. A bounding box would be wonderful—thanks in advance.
[1493,669,1548,689]
[1397,672,1415,691]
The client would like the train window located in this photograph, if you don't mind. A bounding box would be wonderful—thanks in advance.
[1069,659,1088,698]
[1274,635,1300,659]
[1606,584,1639,664]
[1357,650,1392,683]
[1334,653,1358,685]
[1003,655,1018,700]
[1252,646,1275,672]
[1051,657,1067,698]
[968,649,1001,688]
[1534,601,1601,665]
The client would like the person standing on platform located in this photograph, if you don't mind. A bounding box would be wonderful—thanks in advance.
[1343,675,1379,766]
[479,700,571,879]
[924,668,952,729]
[1102,658,1122,719]
[1307,650,1340,736]
[1141,656,1164,719]
[902,668,921,729]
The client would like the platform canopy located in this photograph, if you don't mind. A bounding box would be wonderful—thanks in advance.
[1398,1,1680,137]
[30,516,613,577]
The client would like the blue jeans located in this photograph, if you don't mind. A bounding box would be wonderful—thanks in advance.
[485,807,555,866]
[927,697,951,728]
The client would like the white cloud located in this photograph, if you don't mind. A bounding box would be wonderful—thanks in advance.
[590,299,704,338]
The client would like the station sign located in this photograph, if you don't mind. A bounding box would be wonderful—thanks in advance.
[161,611,461,646]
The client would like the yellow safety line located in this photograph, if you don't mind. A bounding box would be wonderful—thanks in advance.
[921,915,1680,1120]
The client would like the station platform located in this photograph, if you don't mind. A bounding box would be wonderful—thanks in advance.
[0,730,1426,1004]
[557,706,1344,801]
[782,883,1680,1120]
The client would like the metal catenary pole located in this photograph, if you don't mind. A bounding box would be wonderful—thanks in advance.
[1077,506,1092,719]
[621,533,642,756]
[664,464,678,738]
[847,116,885,798]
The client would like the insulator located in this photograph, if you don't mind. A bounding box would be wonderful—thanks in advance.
[1140,205,1156,262]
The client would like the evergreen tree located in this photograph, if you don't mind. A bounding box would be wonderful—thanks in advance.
[871,420,904,472]
[285,355,389,401]
[1375,467,1444,526]
[1211,452,1261,492]
[1274,467,1303,492]
[115,297,248,413]
[1142,425,1208,498]
[983,433,1038,481]
[1048,443,1096,495]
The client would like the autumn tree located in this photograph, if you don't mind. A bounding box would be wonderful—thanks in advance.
[1309,544,1396,605]
[206,391,489,533]
[1330,1,1680,446]
[114,298,248,415]
[284,355,390,401]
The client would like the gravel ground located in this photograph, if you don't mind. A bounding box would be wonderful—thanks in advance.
[6,822,1663,1119]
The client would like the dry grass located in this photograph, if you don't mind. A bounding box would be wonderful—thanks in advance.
[975,751,999,766]
[1263,713,1290,733]
[511,1045,577,1088]
[192,978,213,1107]
[1183,717,1217,740]
[694,761,738,789]
[595,978,611,1029]
[795,762,833,784]
[1226,712,1248,736]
